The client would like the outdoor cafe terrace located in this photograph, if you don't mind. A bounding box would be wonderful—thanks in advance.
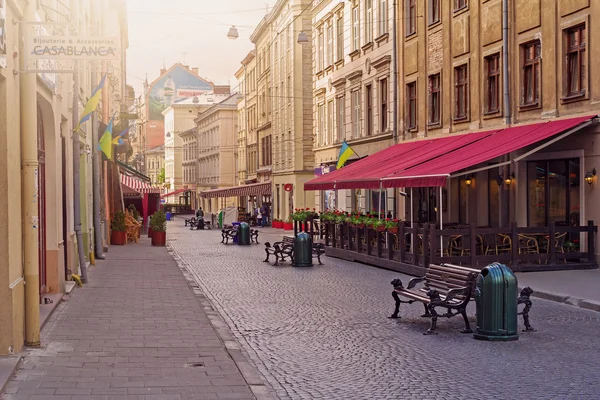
[304,218,598,274]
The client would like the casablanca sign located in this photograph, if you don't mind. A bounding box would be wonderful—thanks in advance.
[27,36,120,60]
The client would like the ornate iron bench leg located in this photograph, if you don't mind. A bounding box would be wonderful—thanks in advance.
[459,307,473,334]
[390,291,402,319]
[518,287,536,332]
[420,303,431,318]
[424,304,439,335]
[264,245,271,263]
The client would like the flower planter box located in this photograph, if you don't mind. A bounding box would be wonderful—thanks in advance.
[376,226,386,232]
[283,222,293,230]
[387,227,398,234]
[151,231,166,246]
[111,231,127,245]
[277,222,284,229]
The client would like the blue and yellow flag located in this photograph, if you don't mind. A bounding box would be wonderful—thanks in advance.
[98,113,115,159]
[336,141,356,169]
[112,126,129,145]
[76,73,106,132]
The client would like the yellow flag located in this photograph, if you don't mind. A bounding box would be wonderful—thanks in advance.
[98,114,114,159]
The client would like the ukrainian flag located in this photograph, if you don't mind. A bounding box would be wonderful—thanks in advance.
[76,73,106,132]
[336,141,356,169]
[98,113,115,160]
[112,126,129,145]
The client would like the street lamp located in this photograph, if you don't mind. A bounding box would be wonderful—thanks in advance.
[297,31,308,44]
[227,25,239,40]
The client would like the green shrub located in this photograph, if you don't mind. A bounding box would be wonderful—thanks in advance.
[111,211,126,232]
[150,210,167,232]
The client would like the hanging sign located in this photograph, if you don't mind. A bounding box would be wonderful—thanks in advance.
[26,36,121,60]
[284,183,293,192]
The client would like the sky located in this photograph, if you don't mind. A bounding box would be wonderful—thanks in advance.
[126,0,275,97]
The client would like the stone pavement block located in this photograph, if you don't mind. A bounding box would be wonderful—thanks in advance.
[1,237,269,400]
[169,224,600,399]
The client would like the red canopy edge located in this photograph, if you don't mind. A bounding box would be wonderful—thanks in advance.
[161,188,191,198]
[200,182,271,199]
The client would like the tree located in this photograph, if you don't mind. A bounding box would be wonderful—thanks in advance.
[157,168,165,184]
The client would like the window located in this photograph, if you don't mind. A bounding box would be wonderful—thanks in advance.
[485,53,501,114]
[365,0,373,43]
[429,0,440,25]
[454,64,468,120]
[428,73,440,125]
[317,28,324,71]
[318,103,325,146]
[352,5,360,51]
[379,0,388,36]
[336,96,345,142]
[327,23,333,67]
[365,84,373,135]
[352,90,361,138]
[565,24,586,97]
[454,0,467,11]
[406,82,417,130]
[379,78,388,131]
[406,0,416,36]
[328,100,334,145]
[521,41,541,106]
[336,14,344,60]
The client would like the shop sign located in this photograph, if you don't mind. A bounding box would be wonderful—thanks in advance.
[26,35,120,60]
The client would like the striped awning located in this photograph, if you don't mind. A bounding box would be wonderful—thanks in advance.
[120,174,161,194]
[201,182,271,199]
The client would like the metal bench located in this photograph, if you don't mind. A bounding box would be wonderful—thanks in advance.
[389,263,478,335]
[264,236,325,266]
[221,228,238,244]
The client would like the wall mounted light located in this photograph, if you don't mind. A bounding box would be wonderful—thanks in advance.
[585,168,596,186]
[464,176,473,186]
[504,172,515,186]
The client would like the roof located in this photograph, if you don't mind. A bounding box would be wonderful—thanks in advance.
[146,145,164,155]
[146,63,213,97]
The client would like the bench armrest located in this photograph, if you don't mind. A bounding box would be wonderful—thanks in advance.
[441,285,472,305]
[407,276,426,290]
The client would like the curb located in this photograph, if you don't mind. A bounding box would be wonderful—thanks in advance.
[528,288,600,313]
[0,355,23,395]
[167,244,278,400]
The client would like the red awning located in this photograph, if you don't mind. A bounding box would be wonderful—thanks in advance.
[384,115,595,188]
[121,174,161,194]
[161,188,191,199]
[304,130,495,190]
[200,182,271,199]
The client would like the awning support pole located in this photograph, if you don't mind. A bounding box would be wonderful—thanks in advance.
[439,185,443,256]
[410,187,414,253]
[379,180,383,220]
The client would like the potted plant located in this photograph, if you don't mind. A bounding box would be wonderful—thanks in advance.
[283,217,294,231]
[372,219,386,232]
[110,211,127,245]
[385,219,400,234]
[150,210,167,246]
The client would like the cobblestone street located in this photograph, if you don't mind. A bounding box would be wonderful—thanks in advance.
[170,223,600,400]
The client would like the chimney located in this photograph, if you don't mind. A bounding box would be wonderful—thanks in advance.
[160,68,166,75]
[184,65,189,70]
[192,67,198,75]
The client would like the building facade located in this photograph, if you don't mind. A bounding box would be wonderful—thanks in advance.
[312,0,396,213]
[268,0,315,221]
[235,51,255,186]
[163,92,231,191]
[390,0,600,257]
[146,145,165,186]
[0,0,127,355]
[197,95,239,212]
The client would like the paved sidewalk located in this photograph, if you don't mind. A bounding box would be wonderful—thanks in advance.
[1,237,271,400]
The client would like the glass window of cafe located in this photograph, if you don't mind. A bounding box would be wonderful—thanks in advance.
[527,158,580,227]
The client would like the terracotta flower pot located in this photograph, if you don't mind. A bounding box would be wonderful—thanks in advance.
[283,222,293,230]
[377,226,386,232]
[148,227,153,238]
[152,231,166,246]
[111,231,127,245]
[388,227,398,234]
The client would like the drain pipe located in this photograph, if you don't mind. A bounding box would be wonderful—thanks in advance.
[503,0,511,125]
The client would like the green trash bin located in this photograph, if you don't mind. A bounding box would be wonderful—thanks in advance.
[474,263,519,341]
[238,222,250,245]
[293,232,313,267]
